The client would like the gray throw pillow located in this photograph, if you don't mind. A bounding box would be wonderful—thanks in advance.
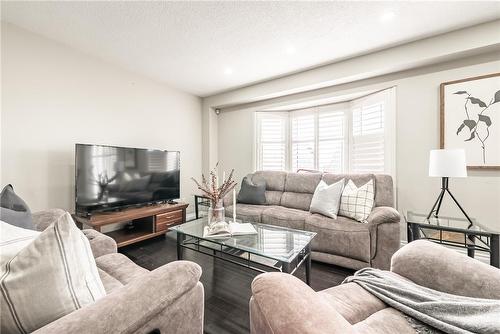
[309,179,345,219]
[237,175,266,205]
[0,184,34,230]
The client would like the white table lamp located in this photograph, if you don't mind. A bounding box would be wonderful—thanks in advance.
[427,149,473,226]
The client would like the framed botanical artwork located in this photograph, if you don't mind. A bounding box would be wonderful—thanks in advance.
[440,73,500,170]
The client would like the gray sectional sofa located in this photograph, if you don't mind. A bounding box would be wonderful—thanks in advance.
[225,171,401,270]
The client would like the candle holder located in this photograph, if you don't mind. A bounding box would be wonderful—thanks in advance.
[231,188,238,224]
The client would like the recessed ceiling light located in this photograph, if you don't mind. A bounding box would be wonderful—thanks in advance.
[380,11,395,22]
[285,46,296,55]
[224,67,233,75]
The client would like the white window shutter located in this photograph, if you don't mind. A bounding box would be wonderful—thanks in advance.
[351,102,385,173]
[256,113,287,171]
[291,113,315,171]
[318,111,345,173]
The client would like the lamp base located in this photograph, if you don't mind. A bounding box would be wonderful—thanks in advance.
[427,177,474,228]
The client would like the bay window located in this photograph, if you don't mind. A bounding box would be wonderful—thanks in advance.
[255,88,395,175]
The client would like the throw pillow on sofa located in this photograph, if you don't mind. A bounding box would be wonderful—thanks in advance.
[339,179,375,222]
[309,179,344,219]
[0,184,34,230]
[0,212,106,334]
[237,175,266,205]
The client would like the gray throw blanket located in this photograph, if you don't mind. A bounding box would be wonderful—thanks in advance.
[344,268,500,334]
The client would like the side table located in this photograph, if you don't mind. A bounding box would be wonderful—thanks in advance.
[194,195,211,219]
[406,211,499,268]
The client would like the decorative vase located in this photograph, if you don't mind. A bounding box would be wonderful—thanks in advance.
[208,201,225,226]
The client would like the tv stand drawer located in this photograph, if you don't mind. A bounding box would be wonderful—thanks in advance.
[156,210,183,231]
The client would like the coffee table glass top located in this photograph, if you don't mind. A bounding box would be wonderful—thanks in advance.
[406,211,499,235]
[170,218,316,263]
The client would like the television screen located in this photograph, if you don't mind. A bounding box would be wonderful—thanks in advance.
[75,144,180,214]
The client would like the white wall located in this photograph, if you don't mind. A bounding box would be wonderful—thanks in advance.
[216,56,500,235]
[1,23,202,213]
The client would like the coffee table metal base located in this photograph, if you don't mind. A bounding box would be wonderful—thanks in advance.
[176,233,312,285]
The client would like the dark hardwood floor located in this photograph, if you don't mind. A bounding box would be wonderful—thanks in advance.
[121,232,353,334]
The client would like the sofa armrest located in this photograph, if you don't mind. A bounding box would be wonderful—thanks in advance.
[250,272,354,334]
[82,229,117,258]
[367,206,401,270]
[391,240,500,299]
[367,206,401,226]
[33,261,204,334]
[32,208,67,231]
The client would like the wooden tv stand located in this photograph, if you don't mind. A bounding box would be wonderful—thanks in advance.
[74,202,188,248]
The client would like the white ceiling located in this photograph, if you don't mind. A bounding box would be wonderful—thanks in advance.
[2,1,499,97]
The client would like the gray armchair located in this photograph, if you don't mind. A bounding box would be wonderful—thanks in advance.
[31,209,204,334]
[249,240,500,334]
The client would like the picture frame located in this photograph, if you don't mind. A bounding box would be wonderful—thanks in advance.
[440,73,500,170]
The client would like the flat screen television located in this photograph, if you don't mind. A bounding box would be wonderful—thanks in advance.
[75,144,180,215]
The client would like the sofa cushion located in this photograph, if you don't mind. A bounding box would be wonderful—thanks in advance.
[253,171,287,191]
[253,171,287,206]
[95,253,148,286]
[305,214,371,262]
[226,204,269,223]
[263,190,282,206]
[339,179,375,222]
[280,192,314,211]
[279,173,322,210]
[238,175,266,205]
[284,173,322,193]
[261,206,312,230]
[309,179,344,219]
[320,282,386,324]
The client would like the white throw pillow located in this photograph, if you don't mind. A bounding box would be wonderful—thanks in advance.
[0,213,106,334]
[309,179,345,219]
[339,179,375,222]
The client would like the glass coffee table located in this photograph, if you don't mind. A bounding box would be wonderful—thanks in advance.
[406,211,499,268]
[170,218,316,285]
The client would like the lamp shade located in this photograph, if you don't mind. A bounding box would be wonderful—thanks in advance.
[429,149,467,177]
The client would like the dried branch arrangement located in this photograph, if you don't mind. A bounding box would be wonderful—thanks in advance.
[191,163,237,208]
